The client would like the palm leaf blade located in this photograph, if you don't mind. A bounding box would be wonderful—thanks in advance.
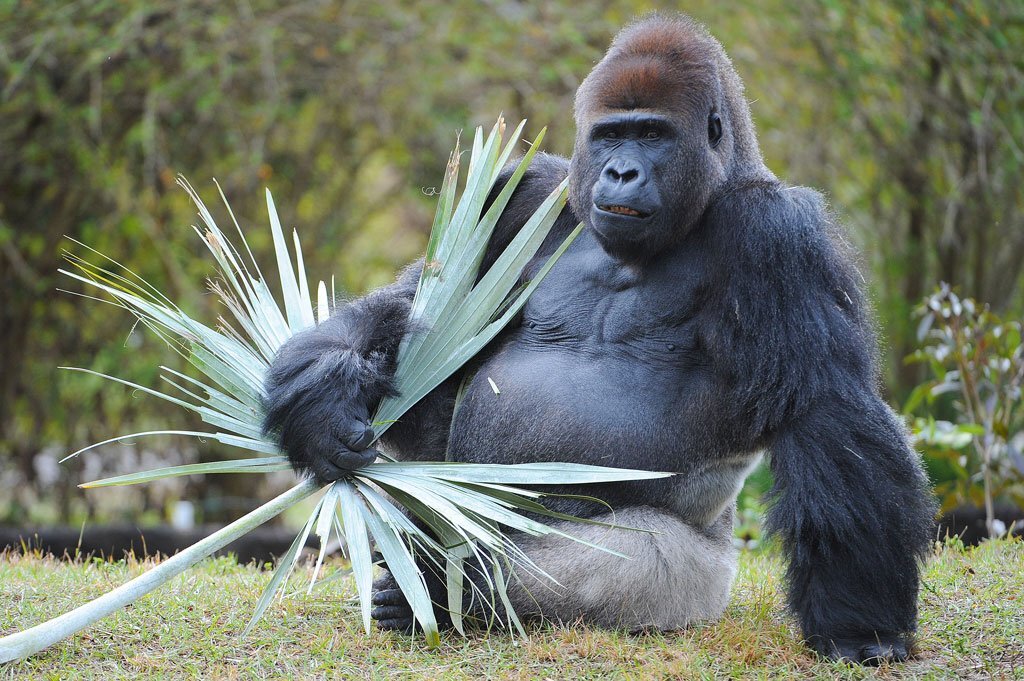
[0,118,677,662]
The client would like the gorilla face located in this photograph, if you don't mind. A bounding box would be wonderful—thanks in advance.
[586,113,672,253]
[576,108,721,262]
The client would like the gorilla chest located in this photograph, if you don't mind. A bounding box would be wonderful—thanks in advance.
[454,233,716,457]
[519,233,708,365]
[450,232,723,485]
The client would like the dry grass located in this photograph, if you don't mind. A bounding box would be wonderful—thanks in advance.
[1,538,1021,679]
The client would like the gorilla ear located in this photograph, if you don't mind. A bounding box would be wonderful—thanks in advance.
[708,112,723,148]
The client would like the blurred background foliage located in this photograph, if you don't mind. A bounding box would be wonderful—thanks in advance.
[1,0,1021,527]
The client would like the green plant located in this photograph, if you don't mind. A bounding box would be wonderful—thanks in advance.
[905,284,1024,536]
[0,119,670,663]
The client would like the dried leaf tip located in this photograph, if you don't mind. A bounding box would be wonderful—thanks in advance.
[447,133,461,175]
[424,259,443,276]
[204,230,224,255]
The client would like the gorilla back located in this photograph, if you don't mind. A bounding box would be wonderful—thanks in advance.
[263,14,935,665]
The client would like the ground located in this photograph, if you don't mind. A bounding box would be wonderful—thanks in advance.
[1,539,1021,680]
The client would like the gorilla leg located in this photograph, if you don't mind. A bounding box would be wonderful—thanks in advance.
[506,505,736,630]
[373,505,737,632]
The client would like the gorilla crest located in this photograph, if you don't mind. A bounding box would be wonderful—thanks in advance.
[263,13,936,666]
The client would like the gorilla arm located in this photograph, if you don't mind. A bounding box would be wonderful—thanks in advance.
[262,154,573,481]
[703,182,935,663]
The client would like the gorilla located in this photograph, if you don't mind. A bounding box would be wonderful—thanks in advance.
[263,15,935,664]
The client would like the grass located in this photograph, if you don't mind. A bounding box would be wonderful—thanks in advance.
[1,539,1021,679]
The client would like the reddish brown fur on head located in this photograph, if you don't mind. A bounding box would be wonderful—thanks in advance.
[566,14,771,250]
[572,14,766,180]
[574,16,720,124]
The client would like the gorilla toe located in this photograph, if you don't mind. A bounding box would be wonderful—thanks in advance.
[818,635,911,665]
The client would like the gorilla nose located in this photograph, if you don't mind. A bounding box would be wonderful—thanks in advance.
[602,161,644,185]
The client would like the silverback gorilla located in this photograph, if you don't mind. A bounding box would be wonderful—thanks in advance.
[264,15,935,664]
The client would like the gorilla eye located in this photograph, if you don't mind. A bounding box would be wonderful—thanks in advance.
[643,130,660,140]
[604,130,619,140]
[708,112,723,148]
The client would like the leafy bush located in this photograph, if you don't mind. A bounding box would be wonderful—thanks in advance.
[906,284,1024,536]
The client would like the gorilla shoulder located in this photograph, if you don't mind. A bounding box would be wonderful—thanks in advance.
[478,152,574,275]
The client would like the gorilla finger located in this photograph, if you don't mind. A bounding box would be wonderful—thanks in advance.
[372,571,396,591]
[310,456,348,483]
[375,617,416,634]
[821,637,909,665]
[339,422,376,451]
[372,587,407,607]
[371,605,412,621]
[328,447,379,471]
[858,641,909,665]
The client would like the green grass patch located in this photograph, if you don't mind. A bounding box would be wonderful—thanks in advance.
[2,539,1021,679]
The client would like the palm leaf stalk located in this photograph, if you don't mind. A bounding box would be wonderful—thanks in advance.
[0,118,670,663]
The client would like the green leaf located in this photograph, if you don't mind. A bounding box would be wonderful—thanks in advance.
[80,458,291,488]
[365,460,671,485]
[317,281,330,324]
[336,482,374,634]
[355,482,441,647]
[308,485,340,593]
[266,189,314,332]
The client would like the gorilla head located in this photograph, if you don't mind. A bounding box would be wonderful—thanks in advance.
[568,16,769,262]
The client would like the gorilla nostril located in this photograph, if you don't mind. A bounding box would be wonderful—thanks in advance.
[604,166,639,184]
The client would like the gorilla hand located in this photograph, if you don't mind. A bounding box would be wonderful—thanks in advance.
[262,327,382,482]
[262,267,420,482]
[371,571,416,633]
[281,395,379,483]
[261,311,405,482]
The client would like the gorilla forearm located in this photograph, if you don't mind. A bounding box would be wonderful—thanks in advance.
[767,394,933,659]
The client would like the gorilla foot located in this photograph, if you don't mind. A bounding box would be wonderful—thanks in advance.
[813,634,912,665]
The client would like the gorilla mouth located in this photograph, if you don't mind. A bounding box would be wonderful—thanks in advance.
[598,204,650,218]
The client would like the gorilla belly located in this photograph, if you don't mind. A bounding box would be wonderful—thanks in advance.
[446,340,756,525]
[451,343,682,465]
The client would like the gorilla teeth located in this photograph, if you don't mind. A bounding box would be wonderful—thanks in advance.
[603,205,642,217]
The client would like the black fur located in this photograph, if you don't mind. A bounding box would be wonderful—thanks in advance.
[263,263,421,481]
[262,14,936,665]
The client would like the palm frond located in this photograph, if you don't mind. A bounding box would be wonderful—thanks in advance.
[0,118,672,663]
